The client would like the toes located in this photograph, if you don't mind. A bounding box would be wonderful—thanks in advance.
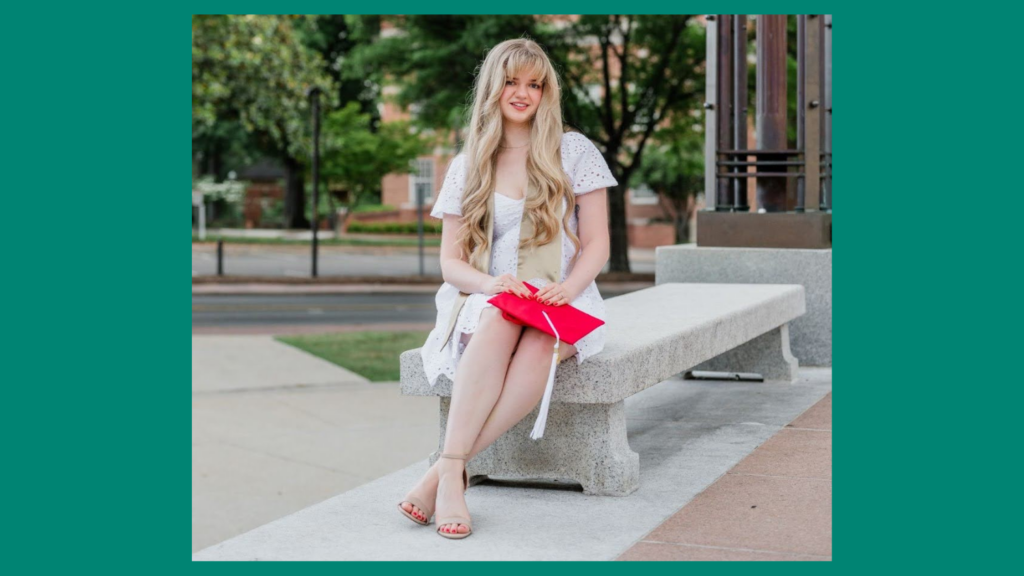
[401,502,412,513]
[457,524,468,534]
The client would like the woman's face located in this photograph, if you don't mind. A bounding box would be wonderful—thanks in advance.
[499,75,543,125]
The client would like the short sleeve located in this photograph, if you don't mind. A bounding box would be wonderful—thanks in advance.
[429,154,467,219]
[562,132,618,195]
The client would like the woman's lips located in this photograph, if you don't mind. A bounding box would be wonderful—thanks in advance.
[511,102,529,111]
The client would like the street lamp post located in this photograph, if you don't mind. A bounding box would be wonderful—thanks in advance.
[308,87,322,278]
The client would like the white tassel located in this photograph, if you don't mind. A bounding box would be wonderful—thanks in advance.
[529,312,560,440]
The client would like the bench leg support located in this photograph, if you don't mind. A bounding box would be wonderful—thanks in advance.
[694,323,799,381]
[432,398,640,496]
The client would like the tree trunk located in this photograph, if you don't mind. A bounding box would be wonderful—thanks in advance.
[607,182,631,273]
[671,197,693,244]
[675,214,689,244]
[283,155,309,229]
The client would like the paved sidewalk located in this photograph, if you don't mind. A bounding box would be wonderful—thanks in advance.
[192,336,439,552]
[617,392,832,561]
[194,368,831,561]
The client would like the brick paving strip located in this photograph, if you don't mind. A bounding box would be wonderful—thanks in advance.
[616,392,832,561]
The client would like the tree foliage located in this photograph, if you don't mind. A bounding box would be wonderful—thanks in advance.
[633,113,704,243]
[192,15,337,159]
[319,102,428,222]
[350,15,707,271]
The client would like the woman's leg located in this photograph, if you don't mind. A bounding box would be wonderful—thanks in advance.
[465,327,577,461]
[402,306,522,532]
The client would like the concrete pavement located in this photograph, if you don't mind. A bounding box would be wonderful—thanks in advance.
[194,367,831,560]
[192,336,440,552]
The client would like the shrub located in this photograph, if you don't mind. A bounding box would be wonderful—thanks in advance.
[347,221,443,234]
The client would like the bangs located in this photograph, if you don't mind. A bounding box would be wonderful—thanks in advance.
[503,50,547,85]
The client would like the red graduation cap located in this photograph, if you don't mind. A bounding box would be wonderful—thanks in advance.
[487,283,604,346]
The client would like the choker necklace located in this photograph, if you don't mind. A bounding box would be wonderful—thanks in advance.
[499,142,530,149]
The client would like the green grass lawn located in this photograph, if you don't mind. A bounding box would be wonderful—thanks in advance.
[277,331,431,382]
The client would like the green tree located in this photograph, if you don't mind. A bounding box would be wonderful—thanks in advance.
[319,102,428,228]
[192,15,337,228]
[347,15,540,144]
[548,15,706,271]
[352,15,707,272]
[297,15,384,131]
[633,114,704,244]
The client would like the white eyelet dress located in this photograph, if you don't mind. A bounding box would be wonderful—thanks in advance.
[419,131,619,388]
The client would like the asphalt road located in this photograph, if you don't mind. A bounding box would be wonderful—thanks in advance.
[192,286,650,334]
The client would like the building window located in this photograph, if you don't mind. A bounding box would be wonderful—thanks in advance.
[409,158,435,205]
[630,183,659,205]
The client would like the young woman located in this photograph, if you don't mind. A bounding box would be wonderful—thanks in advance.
[397,38,617,540]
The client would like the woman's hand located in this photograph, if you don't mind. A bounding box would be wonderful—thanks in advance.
[534,282,572,306]
[482,273,532,298]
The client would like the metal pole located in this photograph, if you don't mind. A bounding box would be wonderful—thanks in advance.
[703,15,718,214]
[823,14,832,211]
[217,239,224,276]
[755,14,789,212]
[733,15,749,212]
[804,15,822,212]
[796,15,806,212]
[198,201,206,240]
[309,87,322,278]
[416,185,425,276]
[715,15,735,211]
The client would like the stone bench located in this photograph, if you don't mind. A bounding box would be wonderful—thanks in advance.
[399,282,806,496]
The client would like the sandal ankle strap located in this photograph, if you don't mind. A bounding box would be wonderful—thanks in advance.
[439,452,468,460]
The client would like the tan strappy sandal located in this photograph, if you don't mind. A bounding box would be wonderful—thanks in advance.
[435,452,473,539]
[397,456,469,526]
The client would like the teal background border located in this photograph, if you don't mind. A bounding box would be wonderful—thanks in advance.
[5,1,1009,570]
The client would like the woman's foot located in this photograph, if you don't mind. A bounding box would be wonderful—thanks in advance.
[435,457,471,535]
[399,460,441,523]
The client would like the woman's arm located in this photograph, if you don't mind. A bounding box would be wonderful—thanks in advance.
[548,188,610,302]
[439,213,530,297]
[439,213,490,293]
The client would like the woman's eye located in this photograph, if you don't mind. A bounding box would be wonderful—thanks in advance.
[530,84,541,90]
[506,80,514,86]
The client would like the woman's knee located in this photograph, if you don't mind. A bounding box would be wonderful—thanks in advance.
[515,327,577,362]
[477,307,522,339]
[515,327,556,354]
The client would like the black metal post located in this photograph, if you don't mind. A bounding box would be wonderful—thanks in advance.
[715,14,735,212]
[733,15,750,212]
[216,239,224,276]
[309,87,322,278]
[416,186,425,276]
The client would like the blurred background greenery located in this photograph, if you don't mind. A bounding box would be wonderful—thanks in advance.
[193,15,802,271]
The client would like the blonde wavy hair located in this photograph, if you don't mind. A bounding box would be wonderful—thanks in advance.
[455,38,581,271]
